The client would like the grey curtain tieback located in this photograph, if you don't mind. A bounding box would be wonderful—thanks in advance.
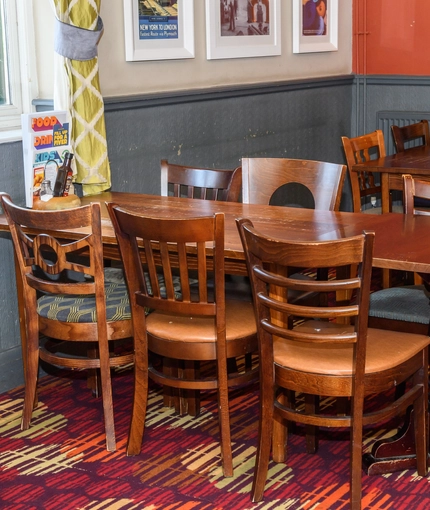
[54,16,104,61]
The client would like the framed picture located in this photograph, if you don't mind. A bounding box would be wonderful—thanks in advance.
[123,0,194,61]
[292,0,338,54]
[205,0,281,60]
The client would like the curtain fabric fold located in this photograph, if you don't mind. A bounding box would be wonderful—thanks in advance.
[51,0,111,196]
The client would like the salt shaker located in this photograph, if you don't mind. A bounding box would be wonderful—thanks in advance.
[40,179,53,201]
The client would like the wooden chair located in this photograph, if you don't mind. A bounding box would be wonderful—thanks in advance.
[107,204,258,477]
[241,156,346,314]
[391,121,430,214]
[341,130,388,214]
[405,171,430,285]
[241,157,346,210]
[367,174,430,335]
[242,156,347,452]
[161,159,242,202]
[342,130,403,289]
[404,172,430,215]
[161,159,249,411]
[391,120,430,153]
[0,194,134,452]
[236,218,429,509]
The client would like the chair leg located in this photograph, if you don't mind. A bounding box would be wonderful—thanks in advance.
[183,360,200,417]
[227,353,253,373]
[87,346,101,398]
[245,353,253,371]
[21,328,39,430]
[251,379,274,502]
[305,394,319,454]
[98,340,116,452]
[382,268,391,289]
[127,337,149,456]
[272,390,288,463]
[217,356,233,477]
[350,397,364,510]
[413,356,428,476]
[227,357,238,373]
[162,358,180,412]
[286,390,296,435]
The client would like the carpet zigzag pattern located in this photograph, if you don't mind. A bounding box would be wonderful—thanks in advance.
[0,370,429,509]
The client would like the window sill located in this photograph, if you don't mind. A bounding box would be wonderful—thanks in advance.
[0,129,22,143]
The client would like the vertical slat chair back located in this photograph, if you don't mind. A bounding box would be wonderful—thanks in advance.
[161,160,242,202]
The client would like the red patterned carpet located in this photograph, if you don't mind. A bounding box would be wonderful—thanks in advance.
[0,367,429,510]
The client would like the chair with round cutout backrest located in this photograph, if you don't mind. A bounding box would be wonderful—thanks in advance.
[241,157,346,210]
[241,156,347,454]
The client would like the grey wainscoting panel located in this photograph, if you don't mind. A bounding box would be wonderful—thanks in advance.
[0,344,24,393]
[377,111,430,155]
[104,77,354,198]
[351,75,430,207]
[353,75,430,148]
[0,141,26,205]
[0,141,25,391]
[0,234,19,350]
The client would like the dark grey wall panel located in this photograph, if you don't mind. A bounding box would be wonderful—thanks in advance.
[0,141,26,205]
[105,77,354,198]
[353,75,430,145]
[0,141,24,380]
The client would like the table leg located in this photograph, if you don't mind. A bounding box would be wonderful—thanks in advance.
[381,173,390,214]
[362,407,420,475]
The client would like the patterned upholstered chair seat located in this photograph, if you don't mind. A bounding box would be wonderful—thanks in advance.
[369,285,430,326]
[38,270,185,322]
[37,281,131,322]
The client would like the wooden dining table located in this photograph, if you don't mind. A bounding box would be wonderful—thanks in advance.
[1,191,429,272]
[352,144,430,214]
[77,191,430,273]
[1,191,430,475]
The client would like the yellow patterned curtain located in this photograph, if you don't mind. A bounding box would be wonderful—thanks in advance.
[51,0,111,195]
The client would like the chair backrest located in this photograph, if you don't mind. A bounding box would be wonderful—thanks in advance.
[107,203,227,347]
[403,174,430,216]
[403,174,430,290]
[0,193,108,330]
[241,157,346,211]
[341,130,386,212]
[160,160,242,202]
[236,216,374,388]
[392,120,430,153]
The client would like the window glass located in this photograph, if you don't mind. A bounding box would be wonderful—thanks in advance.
[0,0,38,132]
[0,0,8,106]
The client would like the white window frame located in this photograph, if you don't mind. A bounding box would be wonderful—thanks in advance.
[0,0,38,139]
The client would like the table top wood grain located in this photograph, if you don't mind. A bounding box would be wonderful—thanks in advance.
[351,145,430,175]
[1,191,430,273]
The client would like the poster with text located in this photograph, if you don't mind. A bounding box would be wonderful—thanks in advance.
[139,1,178,40]
[21,111,72,208]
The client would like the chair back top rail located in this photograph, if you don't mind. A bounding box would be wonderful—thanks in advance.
[241,157,346,211]
[0,193,103,297]
[392,120,430,153]
[161,160,242,202]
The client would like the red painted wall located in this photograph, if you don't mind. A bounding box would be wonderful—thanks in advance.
[353,0,430,75]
